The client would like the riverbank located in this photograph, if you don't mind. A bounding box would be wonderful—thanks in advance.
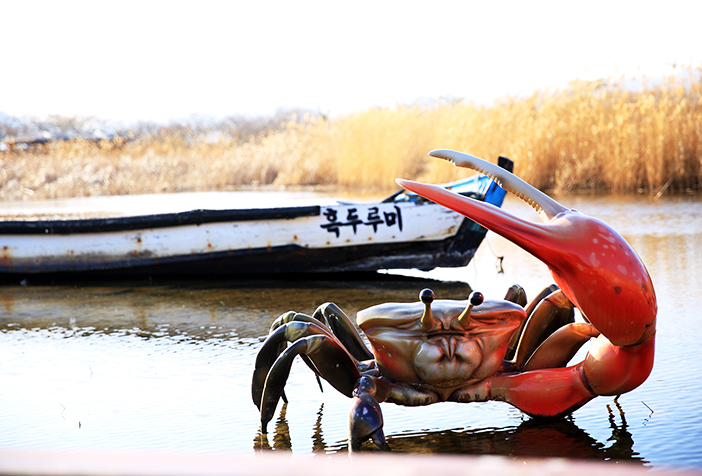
[2,66,700,201]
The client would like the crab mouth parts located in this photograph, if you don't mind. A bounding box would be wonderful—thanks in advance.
[422,335,474,361]
[437,336,460,361]
[414,335,481,386]
[426,330,464,338]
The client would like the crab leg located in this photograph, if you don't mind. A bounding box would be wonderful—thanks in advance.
[522,322,600,371]
[257,330,361,434]
[504,284,558,361]
[252,319,335,410]
[313,303,374,361]
[513,289,575,368]
[400,150,656,416]
[270,304,373,362]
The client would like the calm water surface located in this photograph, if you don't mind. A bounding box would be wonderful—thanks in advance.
[1,193,701,470]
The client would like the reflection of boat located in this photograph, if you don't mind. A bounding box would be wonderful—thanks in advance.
[0,275,473,338]
[0,158,512,277]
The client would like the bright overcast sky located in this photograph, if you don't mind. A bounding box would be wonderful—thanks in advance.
[1,0,701,124]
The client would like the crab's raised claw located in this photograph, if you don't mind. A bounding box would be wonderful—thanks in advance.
[400,150,657,415]
[349,376,389,452]
[259,332,361,434]
[427,149,567,221]
[397,150,656,348]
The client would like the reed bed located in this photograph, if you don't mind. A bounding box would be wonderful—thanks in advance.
[2,66,700,201]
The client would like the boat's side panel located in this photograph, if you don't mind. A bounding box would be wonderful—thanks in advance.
[32,238,477,276]
[0,202,464,274]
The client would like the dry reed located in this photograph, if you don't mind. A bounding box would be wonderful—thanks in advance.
[2,66,700,201]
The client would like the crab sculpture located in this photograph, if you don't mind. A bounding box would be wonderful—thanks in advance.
[252,150,656,451]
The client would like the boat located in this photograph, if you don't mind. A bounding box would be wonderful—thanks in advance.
[0,157,512,278]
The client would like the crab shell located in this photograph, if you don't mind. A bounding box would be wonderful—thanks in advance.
[358,298,525,393]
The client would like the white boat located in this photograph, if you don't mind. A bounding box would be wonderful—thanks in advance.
[0,158,512,277]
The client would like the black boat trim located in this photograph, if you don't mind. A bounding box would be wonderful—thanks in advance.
[0,206,322,235]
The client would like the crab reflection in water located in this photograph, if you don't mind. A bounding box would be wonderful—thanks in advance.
[254,400,646,464]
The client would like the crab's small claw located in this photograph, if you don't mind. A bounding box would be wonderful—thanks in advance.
[349,376,389,452]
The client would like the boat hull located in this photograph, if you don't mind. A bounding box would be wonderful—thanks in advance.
[0,201,486,276]
[0,159,511,278]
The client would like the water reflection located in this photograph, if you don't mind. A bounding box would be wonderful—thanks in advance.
[2,194,702,468]
[0,275,472,340]
[253,404,293,452]
[254,397,647,464]
[312,404,326,453]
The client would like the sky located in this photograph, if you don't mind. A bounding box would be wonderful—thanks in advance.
[1,0,701,124]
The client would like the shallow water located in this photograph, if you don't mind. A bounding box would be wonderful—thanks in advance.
[1,193,701,470]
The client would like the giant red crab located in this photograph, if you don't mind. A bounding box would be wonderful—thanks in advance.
[252,150,656,451]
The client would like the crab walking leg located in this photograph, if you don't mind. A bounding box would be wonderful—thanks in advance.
[263,312,331,396]
[513,289,575,369]
[313,303,374,361]
[269,305,373,362]
[259,334,361,434]
[252,320,336,409]
[522,322,600,371]
[503,284,528,307]
[267,308,369,389]
[505,284,559,361]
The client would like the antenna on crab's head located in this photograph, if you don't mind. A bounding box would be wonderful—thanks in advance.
[419,288,435,331]
[457,291,484,330]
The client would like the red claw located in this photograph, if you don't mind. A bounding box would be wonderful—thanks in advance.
[397,150,657,415]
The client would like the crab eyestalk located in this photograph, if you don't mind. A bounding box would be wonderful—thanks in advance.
[419,288,435,331]
[457,291,484,330]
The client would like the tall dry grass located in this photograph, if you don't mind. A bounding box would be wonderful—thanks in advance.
[2,66,700,201]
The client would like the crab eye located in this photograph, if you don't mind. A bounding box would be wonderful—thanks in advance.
[419,288,435,331]
[470,291,484,307]
[419,288,434,304]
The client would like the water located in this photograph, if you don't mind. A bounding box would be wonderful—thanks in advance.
[0,193,701,470]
